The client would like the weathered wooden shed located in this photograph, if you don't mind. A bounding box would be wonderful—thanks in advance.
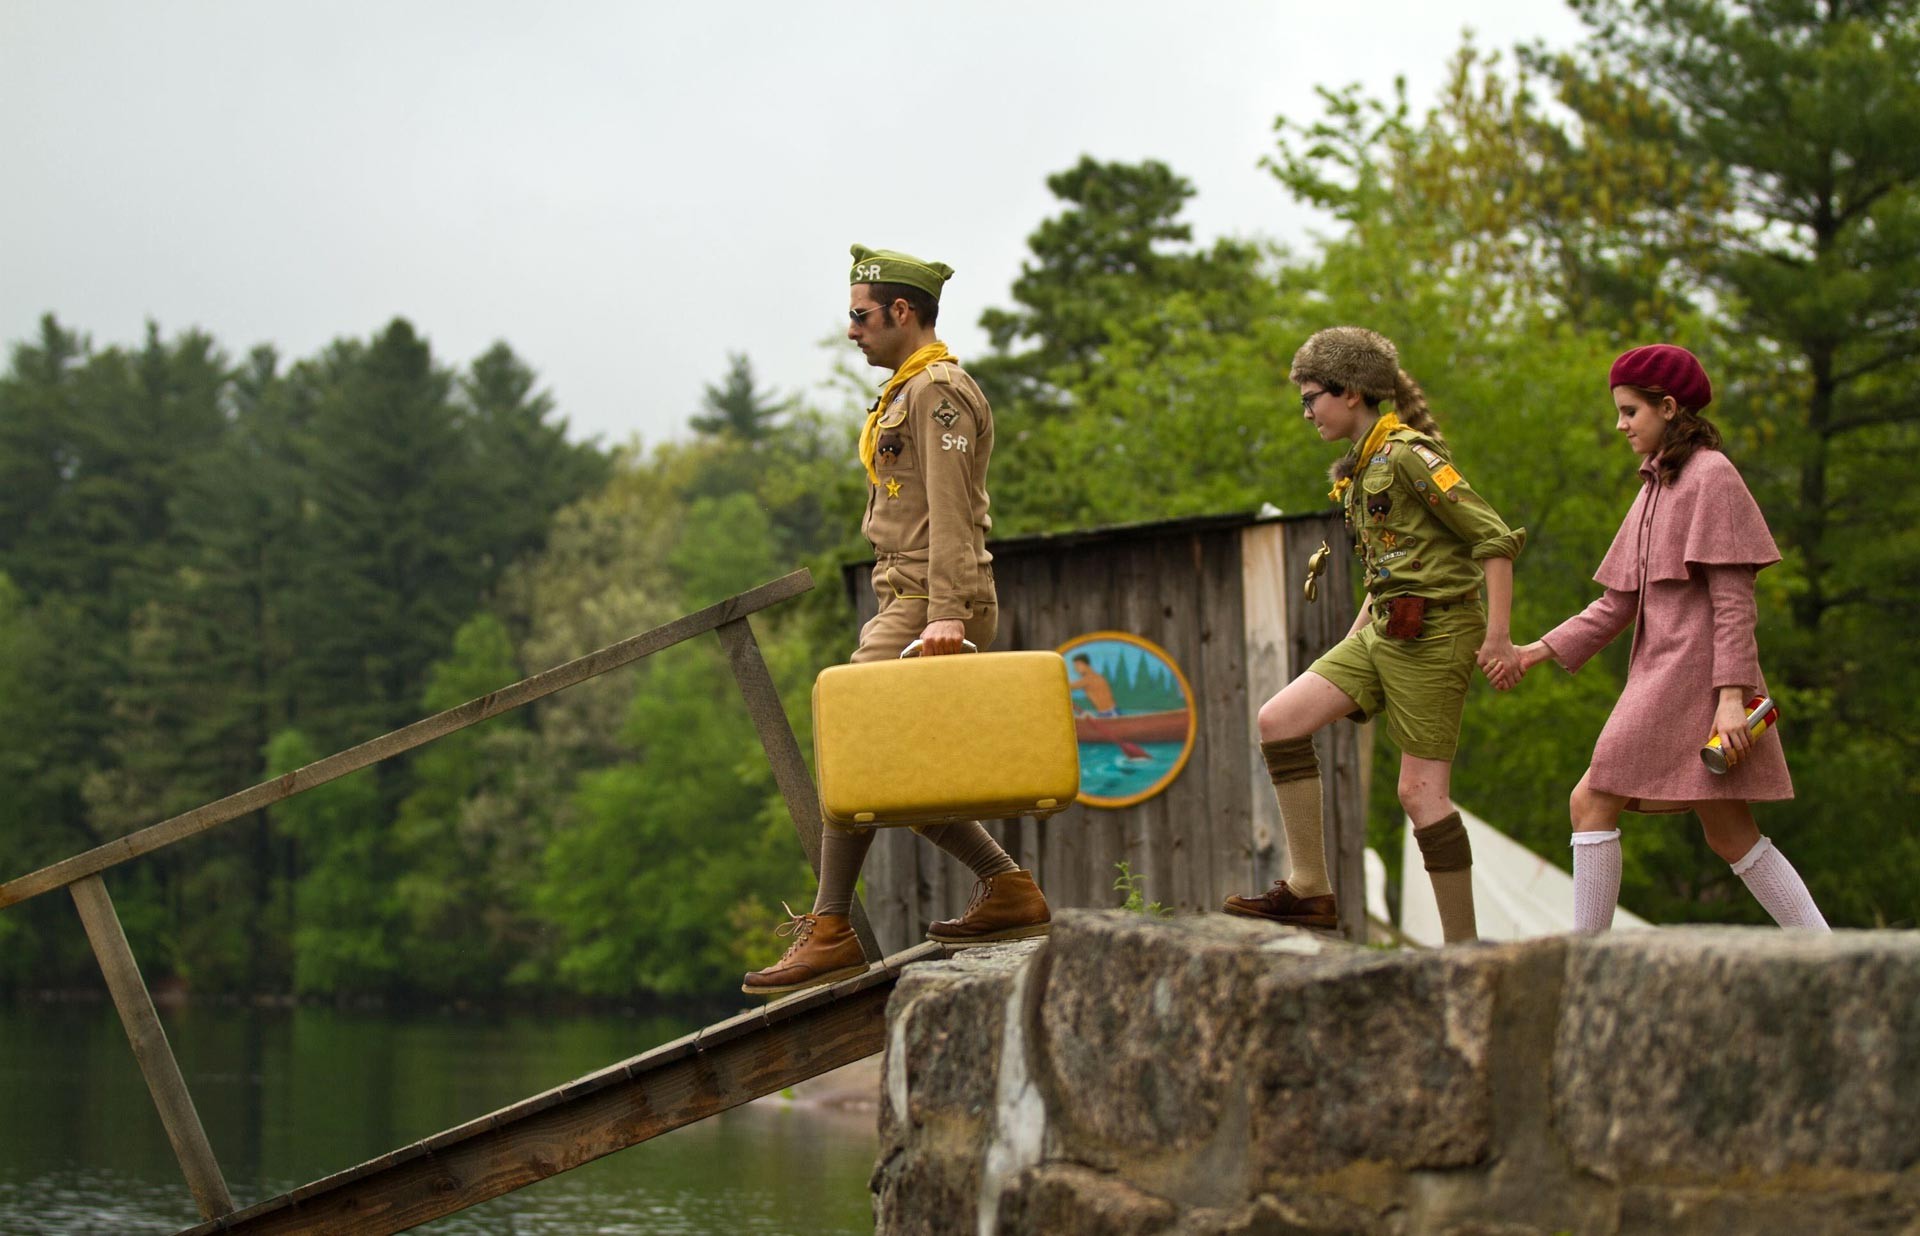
[847,509,1369,952]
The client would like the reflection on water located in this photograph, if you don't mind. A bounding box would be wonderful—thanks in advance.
[0,1000,877,1235]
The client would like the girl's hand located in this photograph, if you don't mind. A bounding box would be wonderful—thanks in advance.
[1476,634,1522,691]
[1713,693,1754,768]
[1515,641,1555,675]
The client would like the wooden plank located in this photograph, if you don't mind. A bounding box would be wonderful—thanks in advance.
[1196,530,1253,913]
[3,571,816,909]
[714,617,881,963]
[1241,523,1291,892]
[71,875,234,1222]
[182,984,894,1236]
[1121,537,1175,913]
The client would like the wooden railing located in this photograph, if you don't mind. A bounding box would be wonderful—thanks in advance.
[0,569,876,1224]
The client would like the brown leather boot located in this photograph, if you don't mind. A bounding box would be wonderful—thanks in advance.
[741,905,868,997]
[927,870,1051,947]
[1222,880,1338,929]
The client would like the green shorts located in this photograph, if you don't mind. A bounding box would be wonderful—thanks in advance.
[1308,600,1485,761]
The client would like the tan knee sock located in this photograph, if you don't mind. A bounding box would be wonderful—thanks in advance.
[1415,811,1477,943]
[812,824,875,917]
[911,821,1020,880]
[1262,737,1331,899]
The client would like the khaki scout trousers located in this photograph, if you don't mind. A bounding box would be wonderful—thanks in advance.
[811,557,1013,918]
[851,558,998,663]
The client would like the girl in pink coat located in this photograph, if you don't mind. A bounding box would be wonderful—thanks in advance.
[1512,345,1827,932]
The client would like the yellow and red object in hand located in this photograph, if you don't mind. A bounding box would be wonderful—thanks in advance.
[1701,695,1778,775]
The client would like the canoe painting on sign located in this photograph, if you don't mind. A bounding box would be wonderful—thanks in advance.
[1055,631,1197,809]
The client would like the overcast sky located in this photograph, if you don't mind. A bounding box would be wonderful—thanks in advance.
[1,2,1589,448]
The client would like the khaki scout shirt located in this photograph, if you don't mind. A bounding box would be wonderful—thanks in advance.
[861,361,994,622]
[1343,428,1526,602]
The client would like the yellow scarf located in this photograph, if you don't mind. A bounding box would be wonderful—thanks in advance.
[858,342,955,485]
[1327,411,1402,503]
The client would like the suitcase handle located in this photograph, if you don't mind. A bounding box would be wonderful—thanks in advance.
[898,638,980,659]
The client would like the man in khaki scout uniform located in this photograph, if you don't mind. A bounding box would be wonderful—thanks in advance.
[742,245,1051,996]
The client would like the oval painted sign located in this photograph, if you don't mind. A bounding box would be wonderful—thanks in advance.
[1054,631,1197,810]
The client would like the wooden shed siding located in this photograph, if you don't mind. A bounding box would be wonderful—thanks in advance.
[850,512,1357,953]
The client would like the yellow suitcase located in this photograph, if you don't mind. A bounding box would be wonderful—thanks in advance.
[812,649,1080,829]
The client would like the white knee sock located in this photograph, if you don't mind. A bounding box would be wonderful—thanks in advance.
[1731,837,1829,930]
[1570,829,1622,933]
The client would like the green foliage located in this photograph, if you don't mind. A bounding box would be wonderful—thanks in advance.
[688,352,790,444]
[973,156,1273,421]
[389,613,531,996]
[1113,861,1172,918]
[266,728,394,995]
[533,629,813,996]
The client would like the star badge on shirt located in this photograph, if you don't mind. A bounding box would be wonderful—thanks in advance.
[885,477,902,499]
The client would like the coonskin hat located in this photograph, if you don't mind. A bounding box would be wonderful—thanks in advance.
[1610,344,1712,412]
[849,244,954,300]
[1289,326,1400,400]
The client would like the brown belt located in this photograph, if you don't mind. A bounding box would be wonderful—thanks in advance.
[1375,592,1478,612]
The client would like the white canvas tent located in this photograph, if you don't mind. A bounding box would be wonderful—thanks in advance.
[1394,807,1651,947]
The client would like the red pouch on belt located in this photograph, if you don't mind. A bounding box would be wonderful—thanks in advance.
[1382,596,1427,640]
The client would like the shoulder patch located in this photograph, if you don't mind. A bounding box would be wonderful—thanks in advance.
[1430,463,1463,492]
[1410,444,1445,469]
[931,398,960,428]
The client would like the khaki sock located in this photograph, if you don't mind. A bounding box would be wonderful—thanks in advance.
[1415,811,1477,943]
[1261,737,1331,899]
[812,824,875,918]
[911,820,1019,880]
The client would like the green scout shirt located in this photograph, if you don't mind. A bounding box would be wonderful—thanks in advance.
[1343,428,1526,602]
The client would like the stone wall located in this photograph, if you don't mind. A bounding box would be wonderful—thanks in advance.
[873,912,1920,1236]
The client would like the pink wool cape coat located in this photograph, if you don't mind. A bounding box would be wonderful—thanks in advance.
[1542,448,1793,808]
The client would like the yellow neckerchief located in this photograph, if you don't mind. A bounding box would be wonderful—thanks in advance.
[858,342,955,485]
[1327,411,1403,504]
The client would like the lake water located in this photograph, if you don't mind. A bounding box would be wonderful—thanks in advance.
[0,1000,879,1235]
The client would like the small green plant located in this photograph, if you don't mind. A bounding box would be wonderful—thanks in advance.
[1113,861,1172,918]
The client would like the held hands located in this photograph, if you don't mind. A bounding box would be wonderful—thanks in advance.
[1712,689,1755,769]
[1478,638,1555,691]
[917,618,969,656]
[1475,633,1523,691]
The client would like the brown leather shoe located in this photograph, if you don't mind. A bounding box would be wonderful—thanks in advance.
[1222,880,1338,928]
[741,905,868,997]
[927,870,1052,947]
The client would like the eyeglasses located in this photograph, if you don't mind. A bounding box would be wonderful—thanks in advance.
[848,303,892,326]
[1300,389,1332,413]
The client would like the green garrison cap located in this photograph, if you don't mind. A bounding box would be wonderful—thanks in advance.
[849,244,954,300]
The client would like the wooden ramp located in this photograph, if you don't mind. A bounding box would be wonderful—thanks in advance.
[177,942,945,1236]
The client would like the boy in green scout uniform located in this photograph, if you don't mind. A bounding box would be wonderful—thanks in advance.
[1223,327,1525,943]
[742,245,1051,997]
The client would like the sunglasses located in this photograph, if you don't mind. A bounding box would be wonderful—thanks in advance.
[848,303,893,326]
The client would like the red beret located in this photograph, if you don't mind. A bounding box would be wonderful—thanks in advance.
[1609,344,1712,412]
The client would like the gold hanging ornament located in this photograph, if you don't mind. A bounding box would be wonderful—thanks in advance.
[1303,540,1331,604]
